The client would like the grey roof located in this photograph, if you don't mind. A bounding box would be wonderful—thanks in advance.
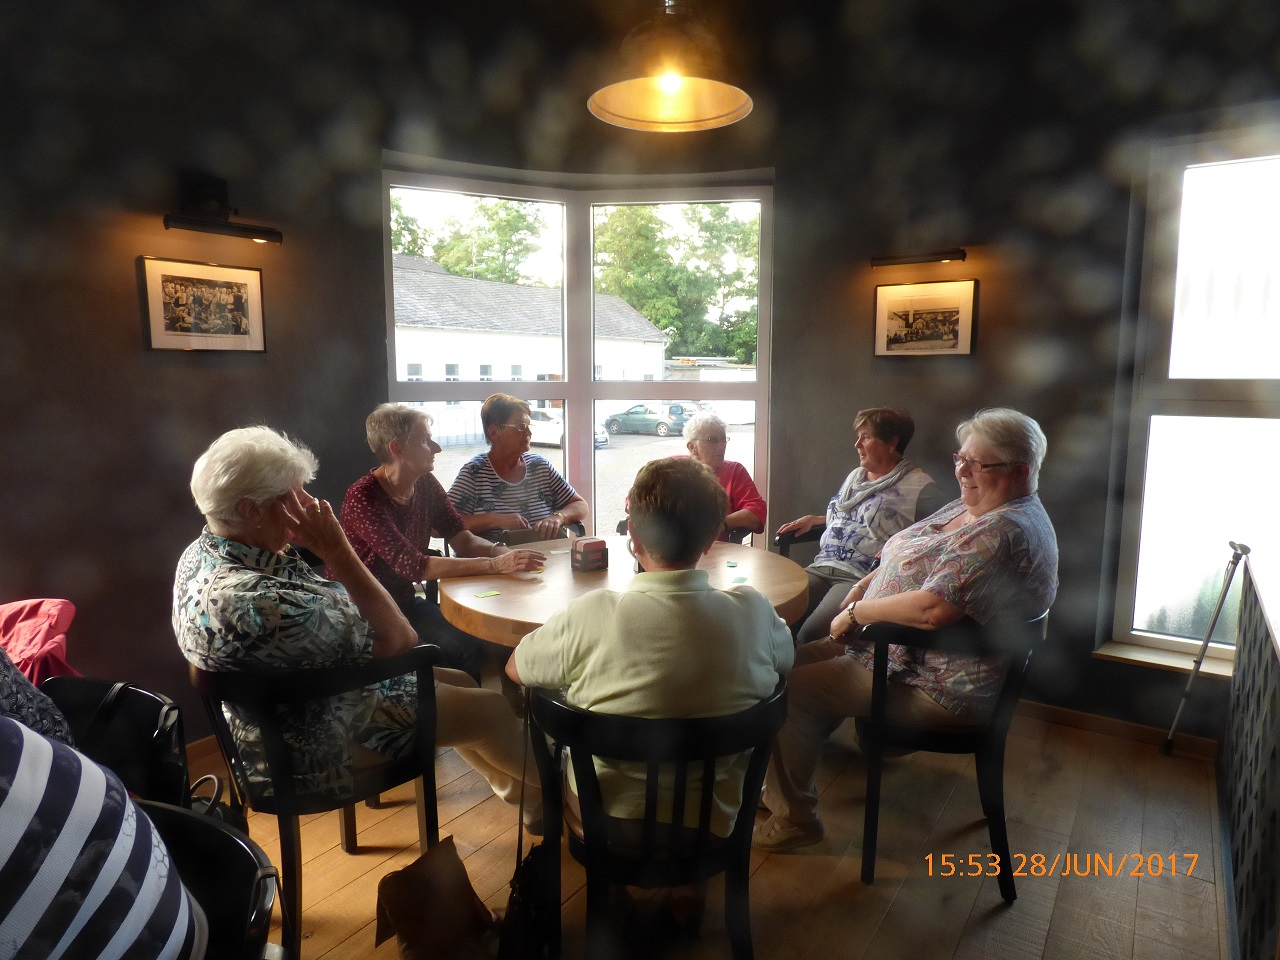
[393,253,668,342]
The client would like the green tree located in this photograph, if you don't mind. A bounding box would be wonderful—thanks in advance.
[593,203,760,361]
[432,198,545,285]
[389,195,430,256]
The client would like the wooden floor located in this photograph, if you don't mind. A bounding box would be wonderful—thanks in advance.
[192,712,1228,960]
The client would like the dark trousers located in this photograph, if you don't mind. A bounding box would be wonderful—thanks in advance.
[401,596,488,683]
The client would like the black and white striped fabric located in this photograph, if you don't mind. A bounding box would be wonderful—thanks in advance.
[0,716,207,960]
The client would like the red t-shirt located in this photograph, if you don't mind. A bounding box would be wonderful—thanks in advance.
[335,471,466,606]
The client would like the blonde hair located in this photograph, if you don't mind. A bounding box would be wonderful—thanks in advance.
[628,458,728,565]
[366,403,431,464]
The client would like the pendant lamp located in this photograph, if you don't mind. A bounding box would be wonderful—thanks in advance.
[588,0,752,133]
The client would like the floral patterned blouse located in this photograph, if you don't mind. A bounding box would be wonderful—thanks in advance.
[847,494,1059,716]
[172,529,415,796]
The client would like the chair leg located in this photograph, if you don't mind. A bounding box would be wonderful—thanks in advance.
[975,747,1016,903]
[725,862,755,960]
[861,742,885,885]
[583,871,612,960]
[413,778,437,852]
[339,804,358,853]
[278,814,303,960]
[365,793,383,809]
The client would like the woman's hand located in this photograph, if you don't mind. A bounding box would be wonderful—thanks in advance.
[530,515,563,539]
[492,548,546,574]
[495,513,531,530]
[777,515,823,537]
[280,490,350,563]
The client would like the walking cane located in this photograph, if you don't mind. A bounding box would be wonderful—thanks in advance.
[1162,540,1250,755]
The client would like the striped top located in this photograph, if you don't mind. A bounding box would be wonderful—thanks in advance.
[0,716,207,960]
[448,452,577,524]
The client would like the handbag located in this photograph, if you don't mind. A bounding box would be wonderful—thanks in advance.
[497,690,555,960]
[374,835,498,960]
[42,676,248,831]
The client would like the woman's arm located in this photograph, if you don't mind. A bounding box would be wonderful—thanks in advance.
[429,532,545,577]
[282,493,417,659]
[530,493,589,539]
[831,587,965,637]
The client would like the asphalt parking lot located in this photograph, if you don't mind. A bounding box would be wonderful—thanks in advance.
[434,424,757,537]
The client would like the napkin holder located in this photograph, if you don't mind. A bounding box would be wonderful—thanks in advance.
[570,537,608,572]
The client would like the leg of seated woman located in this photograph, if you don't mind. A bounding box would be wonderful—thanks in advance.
[764,656,971,826]
[402,597,487,683]
[434,678,540,808]
[795,576,854,647]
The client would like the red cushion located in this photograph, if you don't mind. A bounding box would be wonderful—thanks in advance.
[0,599,80,684]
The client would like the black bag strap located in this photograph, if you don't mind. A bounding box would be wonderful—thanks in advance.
[79,681,134,756]
[514,688,531,871]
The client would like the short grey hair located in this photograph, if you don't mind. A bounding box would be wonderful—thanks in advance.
[956,408,1047,491]
[683,411,727,441]
[190,426,318,527]
[366,403,431,464]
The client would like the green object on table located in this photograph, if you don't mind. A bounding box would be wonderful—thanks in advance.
[474,590,501,598]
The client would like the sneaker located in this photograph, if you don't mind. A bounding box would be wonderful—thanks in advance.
[752,813,823,852]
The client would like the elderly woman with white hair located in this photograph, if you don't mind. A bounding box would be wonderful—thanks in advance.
[754,408,1058,853]
[172,426,538,820]
[682,411,767,539]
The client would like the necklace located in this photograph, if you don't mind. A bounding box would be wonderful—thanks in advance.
[376,468,414,505]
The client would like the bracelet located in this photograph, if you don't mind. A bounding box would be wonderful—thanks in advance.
[845,600,858,627]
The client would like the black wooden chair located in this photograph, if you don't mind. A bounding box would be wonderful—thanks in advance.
[491,520,586,546]
[855,611,1050,903]
[136,799,285,960]
[529,682,787,960]
[190,644,443,960]
[773,523,825,559]
[617,517,752,544]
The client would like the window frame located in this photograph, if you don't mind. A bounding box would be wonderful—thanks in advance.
[381,160,774,543]
[1109,124,1280,662]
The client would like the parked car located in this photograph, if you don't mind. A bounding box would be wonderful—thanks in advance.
[603,403,690,437]
[594,423,609,448]
[664,400,715,417]
[528,408,564,447]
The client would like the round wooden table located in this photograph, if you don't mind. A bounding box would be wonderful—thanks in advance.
[438,536,809,647]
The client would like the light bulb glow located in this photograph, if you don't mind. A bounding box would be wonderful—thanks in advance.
[657,72,684,95]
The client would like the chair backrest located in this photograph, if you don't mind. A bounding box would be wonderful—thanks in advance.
[618,517,750,543]
[40,675,190,806]
[492,521,585,546]
[190,644,442,824]
[529,683,787,889]
[136,799,279,960]
[864,610,1049,749]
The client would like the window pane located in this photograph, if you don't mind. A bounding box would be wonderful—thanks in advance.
[1131,415,1276,644]
[1169,155,1280,380]
[415,399,566,493]
[592,202,760,382]
[592,399,757,538]
[391,188,564,382]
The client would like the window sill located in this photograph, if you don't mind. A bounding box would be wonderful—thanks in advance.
[1093,641,1233,679]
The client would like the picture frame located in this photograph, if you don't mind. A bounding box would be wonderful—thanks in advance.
[873,279,977,356]
[139,256,265,351]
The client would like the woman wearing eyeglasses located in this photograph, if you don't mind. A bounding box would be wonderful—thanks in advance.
[682,411,766,539]
[754,408,1058,852]
[779,407,948,648]
[448,394,590,541]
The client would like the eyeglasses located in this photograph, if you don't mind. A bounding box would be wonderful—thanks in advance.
[499,421,533,435]
[693,437,728,445]
[952,453,1017,473]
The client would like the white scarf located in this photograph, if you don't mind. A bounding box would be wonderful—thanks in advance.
[834,458,920,514]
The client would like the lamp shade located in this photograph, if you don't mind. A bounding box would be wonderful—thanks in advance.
[588,4,752,133]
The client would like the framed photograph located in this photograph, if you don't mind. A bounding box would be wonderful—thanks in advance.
[874,279,977,356]
[139,257,265,351]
